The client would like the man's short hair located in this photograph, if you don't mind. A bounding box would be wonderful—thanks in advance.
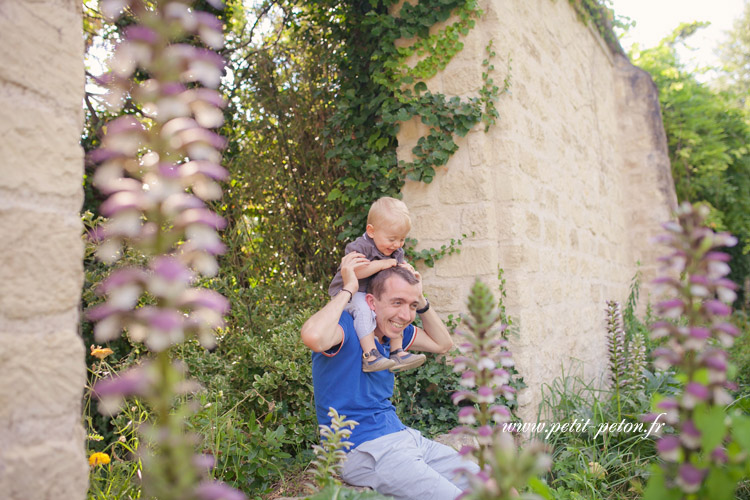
[367,266,419,298]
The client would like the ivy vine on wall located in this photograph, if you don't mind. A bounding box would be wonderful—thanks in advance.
[321,0,510,265]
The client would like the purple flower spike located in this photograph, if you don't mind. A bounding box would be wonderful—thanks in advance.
[656,435,680,462]
[99,190,143,217]
[124,25,159,44]
[94,366,150,399]
[452,355,470,372]
[705,251,731,262]
[478,425,492,438]
[176,208,227,230]
[86,303,119,322]
[458,445,476,456]
[148,308,184,332]
[98,267,147,295]
[656,298,684,319]
[711,447,728,464]
[477,386,494,404]
[715,322,739,336]
[195,480,246,500]
[151,256,193,283]
[685,382,710,400]
[193,453,216,471]
[181,160,230,181]
[676,463,705,494]
[490,405,511,423]
[451,391,471,404]
[460,371,476,388]
[704,299,731,316]
[688,327,710,339]
[179,288,230,315]
[458,406,477,425]
[680,420,701,449]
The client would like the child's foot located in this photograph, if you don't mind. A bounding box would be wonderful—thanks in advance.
[389,348,426,373]
[363,349,396,372]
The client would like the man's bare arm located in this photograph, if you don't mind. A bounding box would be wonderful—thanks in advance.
[301,252,368,352]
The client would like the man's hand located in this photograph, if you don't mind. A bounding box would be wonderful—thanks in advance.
[398,261,425,306]
[301,252,368,353]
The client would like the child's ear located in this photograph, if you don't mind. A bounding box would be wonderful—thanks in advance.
[365,224,375,236]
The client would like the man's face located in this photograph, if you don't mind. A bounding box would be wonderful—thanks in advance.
[366,275,421,340]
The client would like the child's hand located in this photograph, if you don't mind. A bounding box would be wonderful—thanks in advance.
[388,258,399,268]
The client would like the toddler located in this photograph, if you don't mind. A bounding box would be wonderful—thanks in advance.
[328,197,427,372]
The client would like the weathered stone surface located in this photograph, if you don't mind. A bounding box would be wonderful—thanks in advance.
[0,0,87,498]
[0,103,84,201]
[0,2,83,107]
[0,210,84,318]
[398,0,676,420]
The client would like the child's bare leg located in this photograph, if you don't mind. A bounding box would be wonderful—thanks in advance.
[359,332,377,354]
[390,334,407,357]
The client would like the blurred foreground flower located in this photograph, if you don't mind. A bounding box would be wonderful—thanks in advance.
[452,280,551,500]
[644,202,749,499]
[86,1,244,499]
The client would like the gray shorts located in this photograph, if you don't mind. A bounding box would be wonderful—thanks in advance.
[341,428,480,500]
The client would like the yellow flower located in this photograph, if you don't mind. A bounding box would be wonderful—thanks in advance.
[90,345,114,360]
[89,452,111,467]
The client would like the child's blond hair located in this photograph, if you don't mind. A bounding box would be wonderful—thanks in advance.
[367,197,411,233]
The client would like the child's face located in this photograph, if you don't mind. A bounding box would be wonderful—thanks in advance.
[366,222,408,256]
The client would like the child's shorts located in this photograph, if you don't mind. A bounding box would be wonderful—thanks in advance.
[346,291,377,340]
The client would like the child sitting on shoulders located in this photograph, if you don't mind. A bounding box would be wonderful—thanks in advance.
[328,197,427,373]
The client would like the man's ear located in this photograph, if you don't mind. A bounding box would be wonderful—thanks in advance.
[365,293,376,311]
[365,224,375,237]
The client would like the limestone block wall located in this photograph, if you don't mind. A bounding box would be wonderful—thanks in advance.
[0,0,88,498]
[399,0,677,421]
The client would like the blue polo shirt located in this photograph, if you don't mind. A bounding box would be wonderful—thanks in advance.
[311,311,418,449]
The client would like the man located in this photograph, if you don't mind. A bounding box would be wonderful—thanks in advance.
[301,252,479,500]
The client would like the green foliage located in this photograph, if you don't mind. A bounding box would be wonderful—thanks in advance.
[209,311,320,454]
[563,0,634,53]
[729,311,750,394]
[631,25,750,298]
[393,352,461,436]
[320,0,510,247]
[86,376,145,500]
[189,393,292,497]
[536,279,681,500]
[538,363,665,500]
[716,1,750,110]
[404,233,468,268]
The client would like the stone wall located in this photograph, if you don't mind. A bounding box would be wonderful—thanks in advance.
[0,0,88,498]
[399,0,677,421]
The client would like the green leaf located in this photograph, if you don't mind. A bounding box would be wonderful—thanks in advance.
[731,413,750,451]
[693,403,727,452]
[643,464,681,500]
[705,467,737,500]
[527,477,554,500]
